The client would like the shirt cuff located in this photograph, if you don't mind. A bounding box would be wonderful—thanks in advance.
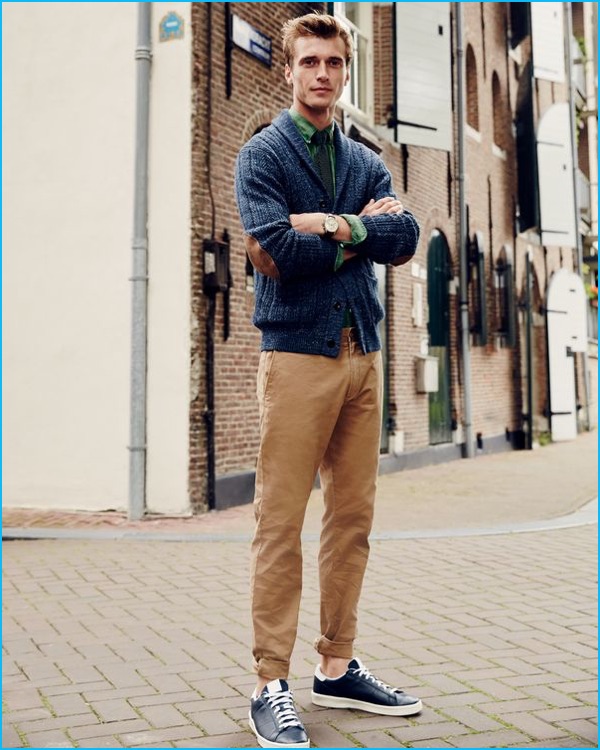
[334,216,367,272]
[340,214,368,246]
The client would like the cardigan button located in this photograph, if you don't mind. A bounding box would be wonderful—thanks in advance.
[333,301,342,311]
[326,339,336,349]
[319,200,326,209]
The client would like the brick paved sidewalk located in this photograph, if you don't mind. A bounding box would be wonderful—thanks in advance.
[3,524,597,748]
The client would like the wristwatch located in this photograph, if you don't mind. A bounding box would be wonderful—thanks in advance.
[322,214,339,239]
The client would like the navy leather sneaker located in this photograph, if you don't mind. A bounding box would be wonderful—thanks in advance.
[249,679,310,748]
[311,658,422,716]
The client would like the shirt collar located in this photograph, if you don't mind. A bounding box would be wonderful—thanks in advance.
[289,108,335,144]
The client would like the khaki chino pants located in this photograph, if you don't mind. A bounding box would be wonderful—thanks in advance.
[251,328,383,679]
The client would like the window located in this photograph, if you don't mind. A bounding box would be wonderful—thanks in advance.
[492,71,506,151]
[468,231,487,346]
[466,45,479,132]
[494,246,516,347]
[334,3,373,121]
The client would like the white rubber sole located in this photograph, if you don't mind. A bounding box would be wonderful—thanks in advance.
[311,691,423,716]
[248,714,310,748]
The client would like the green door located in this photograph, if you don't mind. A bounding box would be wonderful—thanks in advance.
[427,232,452,444]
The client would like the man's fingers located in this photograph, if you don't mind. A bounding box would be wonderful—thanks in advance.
[360,196,404,216]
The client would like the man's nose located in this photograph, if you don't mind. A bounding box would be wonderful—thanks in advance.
[316,61,329,79]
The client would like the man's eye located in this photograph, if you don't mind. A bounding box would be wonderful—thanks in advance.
[303,59,317,66]
[329,60,343,68]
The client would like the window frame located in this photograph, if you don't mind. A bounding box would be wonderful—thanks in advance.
[333,2,374,125]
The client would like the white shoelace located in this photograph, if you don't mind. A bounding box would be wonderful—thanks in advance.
[351,664,402,694]
[265,689,304,730]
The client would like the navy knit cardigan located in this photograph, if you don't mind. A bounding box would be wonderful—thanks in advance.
[235,110,420,358]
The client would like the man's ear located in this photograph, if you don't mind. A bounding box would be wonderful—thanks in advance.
[284,64,293,86]
[344,67,350,85]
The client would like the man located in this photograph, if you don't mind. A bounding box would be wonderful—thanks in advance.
[235,12,422,748]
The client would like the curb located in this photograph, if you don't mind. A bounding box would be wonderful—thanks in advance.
[2,498,597,543]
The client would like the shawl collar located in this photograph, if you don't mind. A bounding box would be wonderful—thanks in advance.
[271,110,353,210]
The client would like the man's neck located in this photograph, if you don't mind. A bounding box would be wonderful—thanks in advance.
[292,101,335,131]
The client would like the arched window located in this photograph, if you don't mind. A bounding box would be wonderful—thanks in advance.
[492,71,506,150]
[466,44,479,131]
[494,245,516,347]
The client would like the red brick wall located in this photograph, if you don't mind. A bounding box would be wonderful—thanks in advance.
[190,3,322,509]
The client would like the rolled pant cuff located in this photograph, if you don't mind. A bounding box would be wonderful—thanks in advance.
[314,635,354,659]
[253,656,290,681]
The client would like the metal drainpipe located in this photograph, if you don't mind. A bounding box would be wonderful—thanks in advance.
[525,250,534,449]
[128,3,152,520]
[455,3,475,458]
[565,2,591,432]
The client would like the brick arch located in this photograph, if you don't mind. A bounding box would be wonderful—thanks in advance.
[466,44,479,131]
[241,108,280,144]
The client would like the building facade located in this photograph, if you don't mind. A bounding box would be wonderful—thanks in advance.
[3,2,597,516]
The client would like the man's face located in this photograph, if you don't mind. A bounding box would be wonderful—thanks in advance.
[285,35,350,116]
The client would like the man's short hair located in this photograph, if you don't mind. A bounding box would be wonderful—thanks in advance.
[282,12,353,67]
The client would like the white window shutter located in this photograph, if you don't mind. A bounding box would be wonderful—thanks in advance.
[395,3,452,151]
[537,102,576,248]
[531,3,565,82]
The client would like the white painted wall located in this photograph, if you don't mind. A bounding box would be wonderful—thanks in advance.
[146,3,192,514]
[3,3,192,514]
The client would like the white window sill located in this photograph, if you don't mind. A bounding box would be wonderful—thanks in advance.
[492,143,507,160]
[466,124,482,143]
[338,99,373,129]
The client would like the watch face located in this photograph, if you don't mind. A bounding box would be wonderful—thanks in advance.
[324,215,338,234]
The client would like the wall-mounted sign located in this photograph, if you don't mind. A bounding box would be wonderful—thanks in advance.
[160,12,184,42]
[232,14,272,67]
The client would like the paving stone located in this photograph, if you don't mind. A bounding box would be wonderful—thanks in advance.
[137,704,189,729]
[350,729,405,747]
[90,697,140,722]
[503,710,571,739]
[1,723,25,749]
[20,728,74,748]
[439,706,506,732]
[118,725,209,745]
[173,732,256,747]
[308,722,358,747]
[521,684,584,707]
[554,718,598,743]
[534,705,599,722]
[388,721,473,743]
[189,709,245,735]
[48,693,95,717]
[69,719,150,740]
[447,729,530,747]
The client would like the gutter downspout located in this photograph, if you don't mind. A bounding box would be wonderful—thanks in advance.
[128,3,152,520]
[455,3,475,458]
[565,2,591,432]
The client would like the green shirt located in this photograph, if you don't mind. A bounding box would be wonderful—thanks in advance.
[289,109,367,272]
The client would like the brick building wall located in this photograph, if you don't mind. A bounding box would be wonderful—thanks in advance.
[189,2,591,510]
[461,3,519,442]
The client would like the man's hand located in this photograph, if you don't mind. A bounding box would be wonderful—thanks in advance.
[359,197,404,217]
